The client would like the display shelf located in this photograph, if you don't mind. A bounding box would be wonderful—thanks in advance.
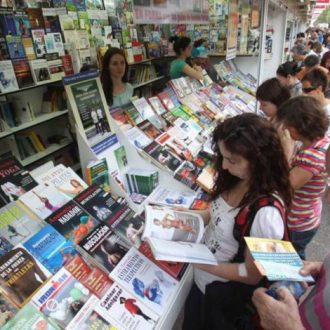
[128,58,152,65]
[21,140,73,166]
[132,75,165,89]
[0,78,63,97]
[208,53,256,57]
[0,110,69,139]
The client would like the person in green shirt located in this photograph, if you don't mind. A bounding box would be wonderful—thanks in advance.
[169,36,204,80]
[101,47,134,108]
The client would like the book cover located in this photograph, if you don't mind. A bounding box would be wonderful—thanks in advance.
[0,155,37,203]
[41,8,61,33]
[31,267,94,329]
[245,237,315,282]
[137,119,162,140]
[64,253,113,299]
[79,223,129,273]
[47,57,65,81]
[19,182,71,220]
[2,302,59,330]
[124,126,152,150]
[85,159,110,193]
[45,200,99,244]
[138,241,187,281]
[0,291,19,328]
[0,202,43,246]
[110,248,178,316]
[125,103,144,126]
[23,224,77,274]
[95,284,158,330]
[13,13,31,37]
[31,28,46,58]
[36,164,88,198]
[0,37,10,60]
[74,184,121,223]
[0,246,51,308]
[29,58,52,84]
[0,13,17,35]
[12,58,35,89]
[26,8,45,29]
[148,96,167,116]
[0,60,19,93]
[106,203,145,248]
[22,37,36,60]
[157,91,175,111]
[174,161,201,191]
[110,107,133,131]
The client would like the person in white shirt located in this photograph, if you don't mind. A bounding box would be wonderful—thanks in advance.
[182,114,292,330]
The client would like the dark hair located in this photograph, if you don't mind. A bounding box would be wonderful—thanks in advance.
[100,47,128,105]
[276,61,301,77]
[277,96,329,141]
[301,68,329,93]
[193,38,206,48]
[312,41,323,54]
[321,50,330,68]
[211,113,292,208]
[169,36,191,55]
[304,54,320,68]
[256,78,291,107]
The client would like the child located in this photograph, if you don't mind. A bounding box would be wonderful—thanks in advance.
[183,113,292,330]
[277,95,330,259]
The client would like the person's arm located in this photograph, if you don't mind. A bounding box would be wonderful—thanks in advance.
[182,64,204,81]
[326,145,330,175]
[289,166,314,190]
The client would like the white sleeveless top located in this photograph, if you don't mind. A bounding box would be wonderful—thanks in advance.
[194,196,285,293]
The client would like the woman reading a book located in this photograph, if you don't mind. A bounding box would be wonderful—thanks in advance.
[169,36,204,81]
[183,113,292,330]
[101,47,134,108]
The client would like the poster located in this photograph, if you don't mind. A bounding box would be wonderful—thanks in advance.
[226,0,239,60]
[132,0,209,24]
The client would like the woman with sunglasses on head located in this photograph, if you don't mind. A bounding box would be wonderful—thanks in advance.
[169,36,204,81]
[276,61,302,97]
[101,47,134,108]
[182,113,292,330]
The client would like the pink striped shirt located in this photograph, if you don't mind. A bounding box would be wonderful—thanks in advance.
[288,136,330,232]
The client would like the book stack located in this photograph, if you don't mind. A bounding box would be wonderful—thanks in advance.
[0,155,191,330]
[126,168,159,196]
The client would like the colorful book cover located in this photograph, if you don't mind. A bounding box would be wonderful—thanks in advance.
[74,184,121,223]
[245,237,315,282]
[29,58,52,84]
[26,8,45,29]
[64,253,113,299]
[0,13,17,35]
[36,164,88,198]
[6,36,25,60]
[174,161,200,191]
[22,37,36,60]
[0,291,18,328]
[95,284,158,330]
[2,302,59,330]
[0,155,37,203]
[13,14,31,37]
[0,60,19,93]
[31,267,94,329]
[0,246,51,308]
[79,223,129,273]
[41,8,61,33]
[12,58,35,89]
[138,241,187,280]
[18,183,71,220]
[0,37,10,60]
[85,158,111,193]
[110,248,178,316]
[105,203,145,248]
[23,224,77,274]
[0,202,43,246]
[45,200,99,244]
[31,28,46,58]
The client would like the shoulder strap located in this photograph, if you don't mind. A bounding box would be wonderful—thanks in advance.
[231,195,289,263]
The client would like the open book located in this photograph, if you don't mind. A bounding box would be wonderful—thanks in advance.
[245,237,314,282]
[143,205,217,265]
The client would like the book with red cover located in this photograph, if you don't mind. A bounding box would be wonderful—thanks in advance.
[12,58,35,89]
[157,91,175,111]
[138,241,187,280]
[60,54,74,75]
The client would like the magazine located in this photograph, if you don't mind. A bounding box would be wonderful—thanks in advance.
[110,248,178,315]
[143,205,217,265]
[0,291,18,328]
[245,237,315,282]
[95,283,158,330]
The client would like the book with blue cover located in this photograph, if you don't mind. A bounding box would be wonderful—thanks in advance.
[6,35,26,59]
[23,224,77,274]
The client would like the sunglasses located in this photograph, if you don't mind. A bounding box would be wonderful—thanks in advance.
[302,86,318,93]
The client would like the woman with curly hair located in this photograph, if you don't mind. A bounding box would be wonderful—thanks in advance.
[183,113,292,330]
[100,47,133,107]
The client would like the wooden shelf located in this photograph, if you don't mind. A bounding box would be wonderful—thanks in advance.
[21,140,73,166]
[132,75,165,89]
[0,110,69,139]
[0,78,63,97]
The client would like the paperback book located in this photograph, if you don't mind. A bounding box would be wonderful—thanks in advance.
[18,183,71,220]
[45,200,99,244]
[78,223,129,273]
[23,224,77,274]
[0,246,51,307]
[85,158,111,193]
[6,35,25,59]
[29,58,52,84]
[31,28,46,58]
[0,291,19,328]
[110,247,178,316]
[125,168,159,196]
[12,58,35,89]
[143,205,217,265]
[95,283,159,330]
[0,155,37,203]
[0,60,19,93]
[74,183,121,222]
